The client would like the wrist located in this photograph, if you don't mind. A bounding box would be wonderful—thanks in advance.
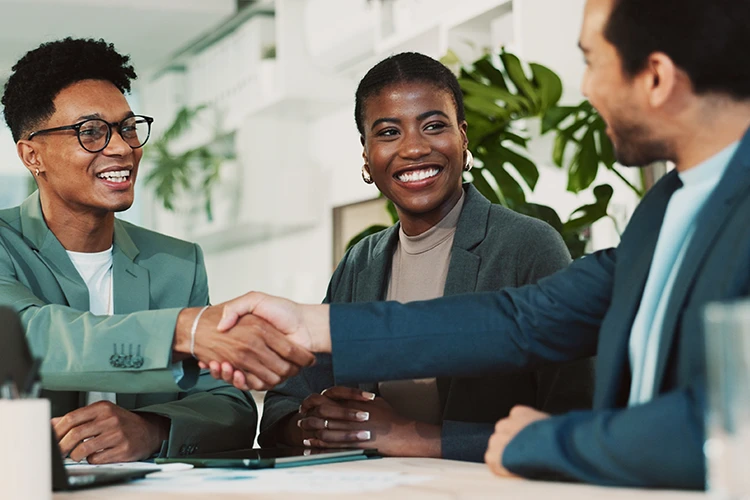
[140,413,171,454]
[303,304,331,353]
[173,308,195,359]
[415,422,442,458]
[279,412,304,446]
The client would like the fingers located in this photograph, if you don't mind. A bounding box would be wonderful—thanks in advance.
[300,402,370,423]
[303,437,369,449]
[53,403,104,442]
[262,326,316,368]
[319,386,376,403]
[69,431,119,463]
[297,415,370,432]
[216,292,265,332]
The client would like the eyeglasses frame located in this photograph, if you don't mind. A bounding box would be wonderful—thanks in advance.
[27,115,155,153]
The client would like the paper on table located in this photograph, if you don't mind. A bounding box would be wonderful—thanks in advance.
[64,459,193,473]
[121,468,433,494]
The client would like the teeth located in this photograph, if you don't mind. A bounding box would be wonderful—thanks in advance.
[97,170,130,183]
[397,167,439,183]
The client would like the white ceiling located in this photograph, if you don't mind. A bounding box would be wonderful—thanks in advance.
[0,0,237,83]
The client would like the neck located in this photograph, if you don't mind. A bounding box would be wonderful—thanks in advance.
[672,98,750,172]
[397,188,463,237]
[40,194,115,253]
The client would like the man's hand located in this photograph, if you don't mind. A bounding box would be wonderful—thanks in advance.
[216,292,331,352]
[174,305,316,391]
[485,405,549,477]
[295,387,442,458]
[51,401,169,464]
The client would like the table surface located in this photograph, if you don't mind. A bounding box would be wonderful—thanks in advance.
[54,457,705,499]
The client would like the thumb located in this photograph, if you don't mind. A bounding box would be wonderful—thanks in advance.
[216,291,264,331]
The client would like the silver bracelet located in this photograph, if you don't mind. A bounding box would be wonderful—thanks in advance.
[190,305,210,358]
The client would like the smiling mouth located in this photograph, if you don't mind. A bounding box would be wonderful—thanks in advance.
[96,170,131,183]
[395,167,441,183]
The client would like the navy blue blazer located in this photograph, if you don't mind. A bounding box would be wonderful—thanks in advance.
[328,128,750,489]
[260,185,593,462]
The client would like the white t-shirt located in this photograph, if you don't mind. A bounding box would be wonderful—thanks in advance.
[66,247,116,405]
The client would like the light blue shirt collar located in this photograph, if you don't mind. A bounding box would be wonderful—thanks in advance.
[678,141,739,187]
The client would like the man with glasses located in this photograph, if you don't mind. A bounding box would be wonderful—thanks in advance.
[0,37,314,464]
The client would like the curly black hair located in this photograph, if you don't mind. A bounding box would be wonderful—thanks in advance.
[1,37,137,142]
[354,52,465,136]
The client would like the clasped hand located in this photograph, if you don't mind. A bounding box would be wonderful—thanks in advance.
[52,401,169,464]
[183,294,317,391]
[288,387,442,458]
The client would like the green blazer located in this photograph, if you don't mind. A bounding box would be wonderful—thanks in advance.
[261,184,594,462]
[0,192,256,458]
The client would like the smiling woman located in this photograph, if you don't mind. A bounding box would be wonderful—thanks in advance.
[259,52,595,463]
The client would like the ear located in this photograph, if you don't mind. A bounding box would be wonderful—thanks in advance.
[642,52,677,109]
[360,135,369,164]
[459,121,469,149]
[16,140,43,177]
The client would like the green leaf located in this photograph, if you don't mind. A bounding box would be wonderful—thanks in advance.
[541,106,577,134]
[563,184,614,232]
[517,202,564,232]
[459,78,529,115]
[485,143,539,190]
[481,161,527,205]
[468,168,503,205]
[473,56,509,91]
[567,127,599,193]
[499,52,541,112]
[463,95,512,123]
[529,63,563,112]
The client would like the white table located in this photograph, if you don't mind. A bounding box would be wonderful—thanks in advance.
[55,457,705,499]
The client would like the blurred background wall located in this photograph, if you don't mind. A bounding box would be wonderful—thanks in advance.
[0,0,641,305]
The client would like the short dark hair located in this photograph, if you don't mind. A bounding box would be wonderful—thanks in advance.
[604,0,750,99]
[1,37,137,142]
[354,52,465,135]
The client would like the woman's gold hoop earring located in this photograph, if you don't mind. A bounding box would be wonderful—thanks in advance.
[361,165,374,184]
[463,150,474,172]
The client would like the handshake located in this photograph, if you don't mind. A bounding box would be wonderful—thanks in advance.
[172,292,330,391]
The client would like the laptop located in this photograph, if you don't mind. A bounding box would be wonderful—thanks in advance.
[0,306,159,490]
[156,447,379,469]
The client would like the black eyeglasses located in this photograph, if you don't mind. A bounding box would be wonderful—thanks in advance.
[27,115,154,153]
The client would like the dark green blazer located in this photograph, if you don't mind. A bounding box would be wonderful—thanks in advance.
[260,184,594,461]
[0,192,256,458]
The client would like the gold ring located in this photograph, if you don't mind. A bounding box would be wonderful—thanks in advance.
[324,419,329,429]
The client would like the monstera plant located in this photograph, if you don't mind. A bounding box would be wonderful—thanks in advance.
[348,50,635,259]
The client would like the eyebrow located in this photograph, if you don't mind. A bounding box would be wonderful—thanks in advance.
[75,111,135,122]
[370,110,450,131]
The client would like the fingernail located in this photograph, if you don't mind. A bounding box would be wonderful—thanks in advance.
[298,405,303,414]
[303,439,311,447]
[355,411,370,421]
[362,391,376,400]
[356,431,371,441]
[296,419,302,428]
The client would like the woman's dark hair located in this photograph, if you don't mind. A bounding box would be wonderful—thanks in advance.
[605,0,750,99]
[1,37,137,142]
[354,52,465,135]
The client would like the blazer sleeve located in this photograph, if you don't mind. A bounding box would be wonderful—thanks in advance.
[258,248,353,446]
[133,244,258,456]
[330,248,616,384]
[502,384,705,489]
[0,240,194,393]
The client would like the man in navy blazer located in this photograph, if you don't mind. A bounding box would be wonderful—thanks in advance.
[214,0,750,490]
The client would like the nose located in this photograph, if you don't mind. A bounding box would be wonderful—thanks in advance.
[398,129,431,160]
[102,128,133,156]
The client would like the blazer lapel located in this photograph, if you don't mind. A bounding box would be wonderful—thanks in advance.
[440,185,485,411]
[354,225,398,394]
[594,172,682,408]
[653,139,750,390]
[19,192,89,310]
[112,220,149,407]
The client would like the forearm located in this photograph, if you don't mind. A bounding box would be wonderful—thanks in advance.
[135,377,257,457]
[502,388,706,488]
